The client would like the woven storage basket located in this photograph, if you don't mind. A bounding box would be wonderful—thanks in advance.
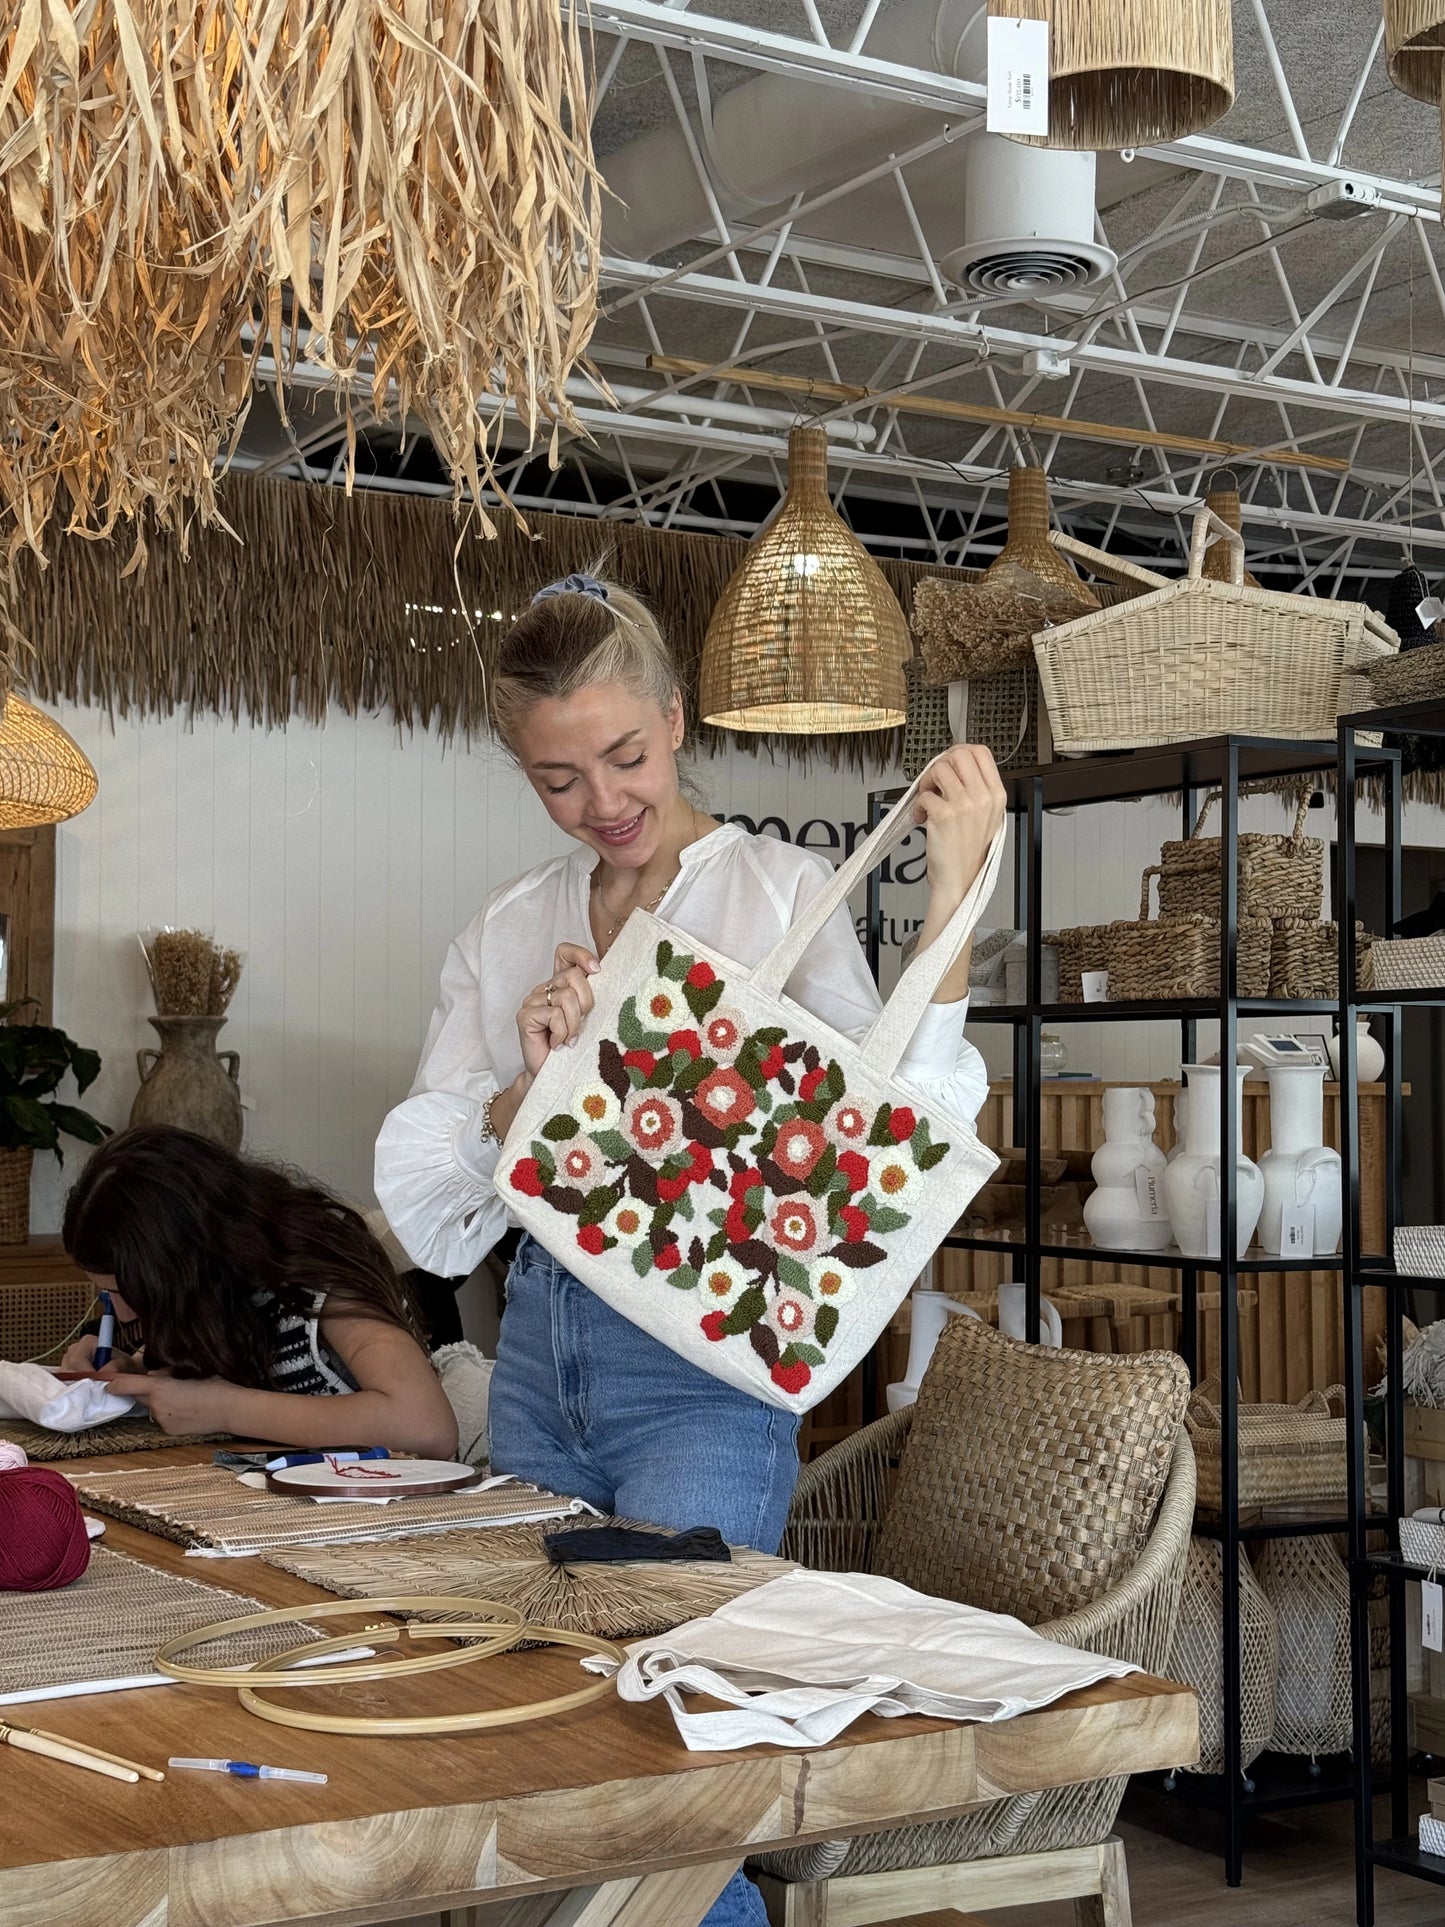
[1189,1380,1347,1515]
[1157,788,1323,922]
[1035,508,1398,753]
[1255,1534,1352,1757]
[1394,1225,1445,1276]
[1351,641,1445,712]
[1399,1514,1445,1569]
[1268,919,1372,1000]
[1055,924,1112,1002]
[947,661,1048,771]
[1169,1536,1278,1774]
[1105,870,1271,1002]
[1360,931,1445,992]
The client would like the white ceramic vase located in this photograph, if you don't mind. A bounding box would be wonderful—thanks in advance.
[1327,1020,1386,1085]
[997,1280,1064,1346]
[1162,1064,1265,1258]
[1083,1087,1172,1251]
[1165,1086,1187,1163]
[886,1285,979,1412]
[1258,1062,1342,1256]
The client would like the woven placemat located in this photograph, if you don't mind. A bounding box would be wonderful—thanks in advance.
[73,1462,591,1557]
[263,1519,797,1641]
[0,1547,319,1703]
[1,1415,233,1461]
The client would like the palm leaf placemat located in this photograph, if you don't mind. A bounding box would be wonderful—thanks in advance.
[262,1520,797,1641]
[1,1416,233,1461]
[0,1547,318,1704]
[72,1462,592,1557]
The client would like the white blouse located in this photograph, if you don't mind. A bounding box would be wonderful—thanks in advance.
[375,824,988,1277]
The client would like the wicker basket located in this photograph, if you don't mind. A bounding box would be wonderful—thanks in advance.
[1361,931,1445,992]
[1344,640,1445,715]
[1169,1537,1278,1774]
[1034,508,1399,753]
[1055,924,1113,1002]
[1399,1514,1445,1569]
[1189,1380,1347,1516]
[1157,788,1323,923]
[1105,869,1271,1002]
[1268,918,1372,1000]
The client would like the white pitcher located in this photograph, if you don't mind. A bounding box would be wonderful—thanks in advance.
[1258,1060,1342,1256]
[1162,1063,1264,1259]
[886,1286,980,1412]
[997,1280,1064,1347]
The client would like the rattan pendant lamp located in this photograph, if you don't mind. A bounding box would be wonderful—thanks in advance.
[990,0,1234,149]
[1385,2,1445,167]
[699,424,909,733]
[0,696,97,827]
[1201,473,1262,589]
[984,465,1098,605]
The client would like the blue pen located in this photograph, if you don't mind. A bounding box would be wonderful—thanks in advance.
[263,1448,391,1472]
[91,1290,116,1371]
[170,1758,327,1784]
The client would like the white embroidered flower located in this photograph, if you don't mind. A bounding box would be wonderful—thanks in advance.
[603,1197,652,1248]
[634,976,686,1033]
[621,1088,684,1159]
[822,1097,871,1151]
[697,1254,753,1312]
[807,1257,856,1306]
[766,1290,817,1344]
[872,1140,920,1204]
[701,1004,748,1064]
[571,1083,620,1132]
[560,1139,605,1187]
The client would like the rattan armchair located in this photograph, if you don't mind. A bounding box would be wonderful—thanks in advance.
[750,1405,1196,1927]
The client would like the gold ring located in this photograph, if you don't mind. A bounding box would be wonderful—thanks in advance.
[545,982,556,1007]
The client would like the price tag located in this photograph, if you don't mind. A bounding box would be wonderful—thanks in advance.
[1424,1579,1443,1653]
[1135,1166,1164,1222]
[1416,595,1445,629]
[1278,1202,1316,1257]
[1202,1200,1221,1259]
[986,17,1050,137]
[1082,970,1109,1003]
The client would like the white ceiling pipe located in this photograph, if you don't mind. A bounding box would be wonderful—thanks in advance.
[573,378,876,442]
[601,0,986,261]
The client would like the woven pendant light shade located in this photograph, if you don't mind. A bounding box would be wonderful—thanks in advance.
[0,697,97,827]
[985,466,1098,608]
[1387,0,1445,103]
[1201,477,1262,589]
[699,426,908,733]
[992,0,1233,150]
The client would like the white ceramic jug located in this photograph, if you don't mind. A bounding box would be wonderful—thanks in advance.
[1082,1086,1172,1252]
[1162,1063,1264,1259]
[997,1280,1064,1347]
[1258,1061,1342,1256]
[886,1286,980,1413]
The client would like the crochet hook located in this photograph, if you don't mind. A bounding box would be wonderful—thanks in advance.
[1,1720,162,1782]
[0,1722,140,1783]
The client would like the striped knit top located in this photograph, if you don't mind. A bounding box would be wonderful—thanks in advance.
[265,1292,359,1397]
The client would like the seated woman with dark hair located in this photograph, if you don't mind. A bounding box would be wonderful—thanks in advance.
[59,1125,458,1456]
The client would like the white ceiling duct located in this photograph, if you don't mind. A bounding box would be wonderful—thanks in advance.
[600,0,1113,297]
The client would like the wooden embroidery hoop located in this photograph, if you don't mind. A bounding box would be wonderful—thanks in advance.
[153,1594,625,1737]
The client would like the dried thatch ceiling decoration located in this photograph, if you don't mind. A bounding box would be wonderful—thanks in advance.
[0,0,602,572]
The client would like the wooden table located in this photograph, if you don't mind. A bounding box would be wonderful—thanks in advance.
[0,1447,1198,1927]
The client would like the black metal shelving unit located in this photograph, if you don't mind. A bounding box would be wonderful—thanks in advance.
[1340,698,1445,1926]
[868,733,1388,1888]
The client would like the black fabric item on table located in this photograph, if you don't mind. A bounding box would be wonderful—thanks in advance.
[542,1525,732,1565]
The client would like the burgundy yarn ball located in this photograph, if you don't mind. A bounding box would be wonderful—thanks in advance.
[0,1464,92,1591]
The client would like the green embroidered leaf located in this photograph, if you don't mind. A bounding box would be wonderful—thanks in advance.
[618,1000,667,1052]
[868,1206,909,1235]
[591,1129,631,1164]
[917,1140,950,1171]
[647,1059,675,1089]
[858,1191,879,1215]
[867,1105,895,1147]
[823,1060,846,1102]
[684,977,724,1021]
[528,1142,556,1183]
[785,1342,825,1367]
[674,1190,695,1222]
[751,1027,787,1049]
[672,1054,711,1095]
[540,1114,579,1142]
[909,1116,933,1154]
[774,1254,810,1293]
[707,1208,725,1230]
[631,1242,654,1279]
[705,1229,728,1263]
[815,1304,839,1346]
[804,1145,837,1198]
[579,1185,619,1226]
[724,1284,768,1335]
[656,939,674,973]
[755,1086,773,1113]
[669,1265,700,1291]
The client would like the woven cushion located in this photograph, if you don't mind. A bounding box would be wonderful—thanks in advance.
[872,1317,1189,1626]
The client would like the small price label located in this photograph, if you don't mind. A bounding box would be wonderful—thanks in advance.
[1278,1202,1316,1257]
[1082,970,1110,1004]
[1135,1166,1163,1222]
[986,17,1050,137]
[1424,1579,1443,1653]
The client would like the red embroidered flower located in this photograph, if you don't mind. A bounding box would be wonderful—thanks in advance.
[724,1201,752,1244]
[703,1008,746,1063]
[701,1310,729,1341]
[888,1106,918,1143]
[576,1223,606,1255]
[759,1044,786,1080]
[836,1149,870,1193]
[729,1165,763,1201]
[768,1291,816,1340]
[622,1089,683,1157]
[823,1098,870,1150]
[687,961,716,989]
[772,1119,826,1181]
[685,1141,713,1182]
[656,1174,690,1203]
[799,1066,827,1103]
[695,1066,756,1129]
[655,1242,682,1271]
[839,1203,870,1243]
[667,1028,702,1059]
[509,1159,545,1197]
[623,1048,657,1077]
[767,1199,822,1256]
[771,1358,812,1396]
[562,1142,601,1185]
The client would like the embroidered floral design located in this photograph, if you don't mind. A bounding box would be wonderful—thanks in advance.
[506,936,951,1402]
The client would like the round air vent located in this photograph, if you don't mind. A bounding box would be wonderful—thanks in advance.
[941,138,1117,300]
[953,247,1111,297]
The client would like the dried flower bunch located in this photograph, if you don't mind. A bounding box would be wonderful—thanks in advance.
[0,0,603,568]
[141,929,243,1018]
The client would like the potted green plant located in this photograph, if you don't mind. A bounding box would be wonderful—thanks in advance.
[0,998,110,1244]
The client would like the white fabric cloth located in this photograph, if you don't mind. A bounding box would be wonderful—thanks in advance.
[0,1360,136,1432]
[376,825,988,1275]
[583,1569,1139,1752]
[432,1340,493,1465]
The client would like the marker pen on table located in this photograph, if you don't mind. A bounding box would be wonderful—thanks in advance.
[169,1759,327,1784]
[91,1291,116,1371]
[262,1448,391,1471]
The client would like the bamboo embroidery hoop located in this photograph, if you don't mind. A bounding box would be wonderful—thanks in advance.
[153,1594,625,1737]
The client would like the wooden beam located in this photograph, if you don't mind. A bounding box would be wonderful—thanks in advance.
[646,356,1351,476]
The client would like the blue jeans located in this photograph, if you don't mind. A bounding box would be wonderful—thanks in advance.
[490,1234,802,1927]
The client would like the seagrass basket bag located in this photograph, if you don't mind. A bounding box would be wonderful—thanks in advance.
[1188,1379,1347,1517]
[1104,869,1271,1002]
[1157,787,1323,923]
[1034,509,1398,753]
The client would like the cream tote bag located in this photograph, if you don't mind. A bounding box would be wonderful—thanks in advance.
[494,761,1005,1413]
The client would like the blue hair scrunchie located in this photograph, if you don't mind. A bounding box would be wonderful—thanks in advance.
[531,572,610,607]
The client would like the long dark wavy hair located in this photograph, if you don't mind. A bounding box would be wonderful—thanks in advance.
[62,1126,421,1385]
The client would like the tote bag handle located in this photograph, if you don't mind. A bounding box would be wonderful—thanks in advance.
[752,756,1008,1079]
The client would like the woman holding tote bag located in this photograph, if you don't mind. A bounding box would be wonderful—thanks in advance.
[376,574,1004,1553]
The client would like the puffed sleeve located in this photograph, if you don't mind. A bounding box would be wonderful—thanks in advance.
[777,853,990,1132]
[374,925,510,1275]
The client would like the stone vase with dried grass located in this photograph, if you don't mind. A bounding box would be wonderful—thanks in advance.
[131,932,245,1150]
